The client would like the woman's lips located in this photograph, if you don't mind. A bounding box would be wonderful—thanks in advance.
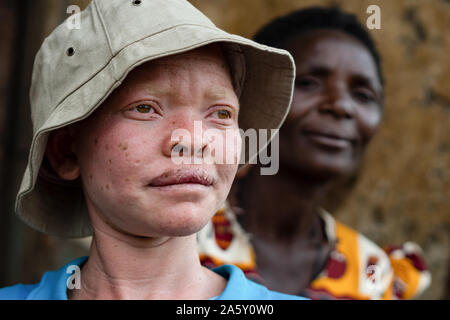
[301,130,356,149]
[148,168,215,189]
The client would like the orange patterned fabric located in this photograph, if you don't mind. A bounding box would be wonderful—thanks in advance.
[197,205,431,300]
[305,221,367,299]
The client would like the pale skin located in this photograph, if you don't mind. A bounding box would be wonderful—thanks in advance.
[46,45,241,299]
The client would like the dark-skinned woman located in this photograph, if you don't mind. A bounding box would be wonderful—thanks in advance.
[197,7,430,300]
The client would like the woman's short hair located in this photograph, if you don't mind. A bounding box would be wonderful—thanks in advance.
[253,6,384,86]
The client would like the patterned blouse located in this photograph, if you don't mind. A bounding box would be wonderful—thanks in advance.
[197,203,431,300]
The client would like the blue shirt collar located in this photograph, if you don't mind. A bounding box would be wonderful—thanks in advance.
[24,256,302,300]
[27,256,88,300]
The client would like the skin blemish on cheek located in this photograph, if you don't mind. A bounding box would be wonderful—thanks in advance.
[135,160,140,164]
[125,178,130,182]
[89,174,93,180]
[119,142,128,151]
[94,139,98,146]
[109,159,112,164]
[106,184,110,190]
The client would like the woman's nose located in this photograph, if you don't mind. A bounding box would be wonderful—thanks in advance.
[319,83,355,119]
[162,115,208,160]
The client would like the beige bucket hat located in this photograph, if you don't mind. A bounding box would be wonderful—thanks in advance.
[16,0,295,238]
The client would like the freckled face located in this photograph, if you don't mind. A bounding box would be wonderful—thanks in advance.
[74,46,241,237]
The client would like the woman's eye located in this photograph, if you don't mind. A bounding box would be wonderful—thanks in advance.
[216,110,231,119]
[295,76,320,90]
[211,109,232,120]
[133,105,155,114]
[123,103,161,120]
[353,89,375,103]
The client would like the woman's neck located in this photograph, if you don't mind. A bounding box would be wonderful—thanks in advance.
[237,164,332,244]
[234,165,335,293]
[68,220,226,300]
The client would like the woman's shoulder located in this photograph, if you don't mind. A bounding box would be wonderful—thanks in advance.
[0,256,88,300]
[0,283,38,300]
[325,213,430,299]
[213,264,308,300]
[320,210,390,262]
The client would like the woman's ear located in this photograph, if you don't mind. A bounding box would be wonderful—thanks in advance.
[46,127,80,181]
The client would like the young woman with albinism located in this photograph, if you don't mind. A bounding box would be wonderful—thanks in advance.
[0,0,302,300]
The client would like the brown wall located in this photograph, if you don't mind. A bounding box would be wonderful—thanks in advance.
[0,0,448,299]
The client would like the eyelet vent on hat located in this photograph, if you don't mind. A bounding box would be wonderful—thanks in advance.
[132,0,142,6]
[66,47,75,56]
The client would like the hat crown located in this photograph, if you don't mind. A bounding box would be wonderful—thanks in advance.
[96,0,216,55]
[30,0,215,133]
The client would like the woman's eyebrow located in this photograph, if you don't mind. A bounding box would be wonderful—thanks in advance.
[299,64,381,91]
[204,87,232,101]
[351,74,374,87]
[350,73,382,93]
[297,65,332,78]
[145,87,171,97]
[144,87,233,100]
[311,65,333,77]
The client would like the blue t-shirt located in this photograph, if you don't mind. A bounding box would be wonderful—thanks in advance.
[0,256,306,300]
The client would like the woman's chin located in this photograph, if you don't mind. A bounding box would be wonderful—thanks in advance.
[136,209,213,237]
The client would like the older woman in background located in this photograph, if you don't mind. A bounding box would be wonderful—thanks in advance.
[198,6,430,300]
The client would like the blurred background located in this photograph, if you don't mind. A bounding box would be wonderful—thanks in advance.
[0,0,448,299]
